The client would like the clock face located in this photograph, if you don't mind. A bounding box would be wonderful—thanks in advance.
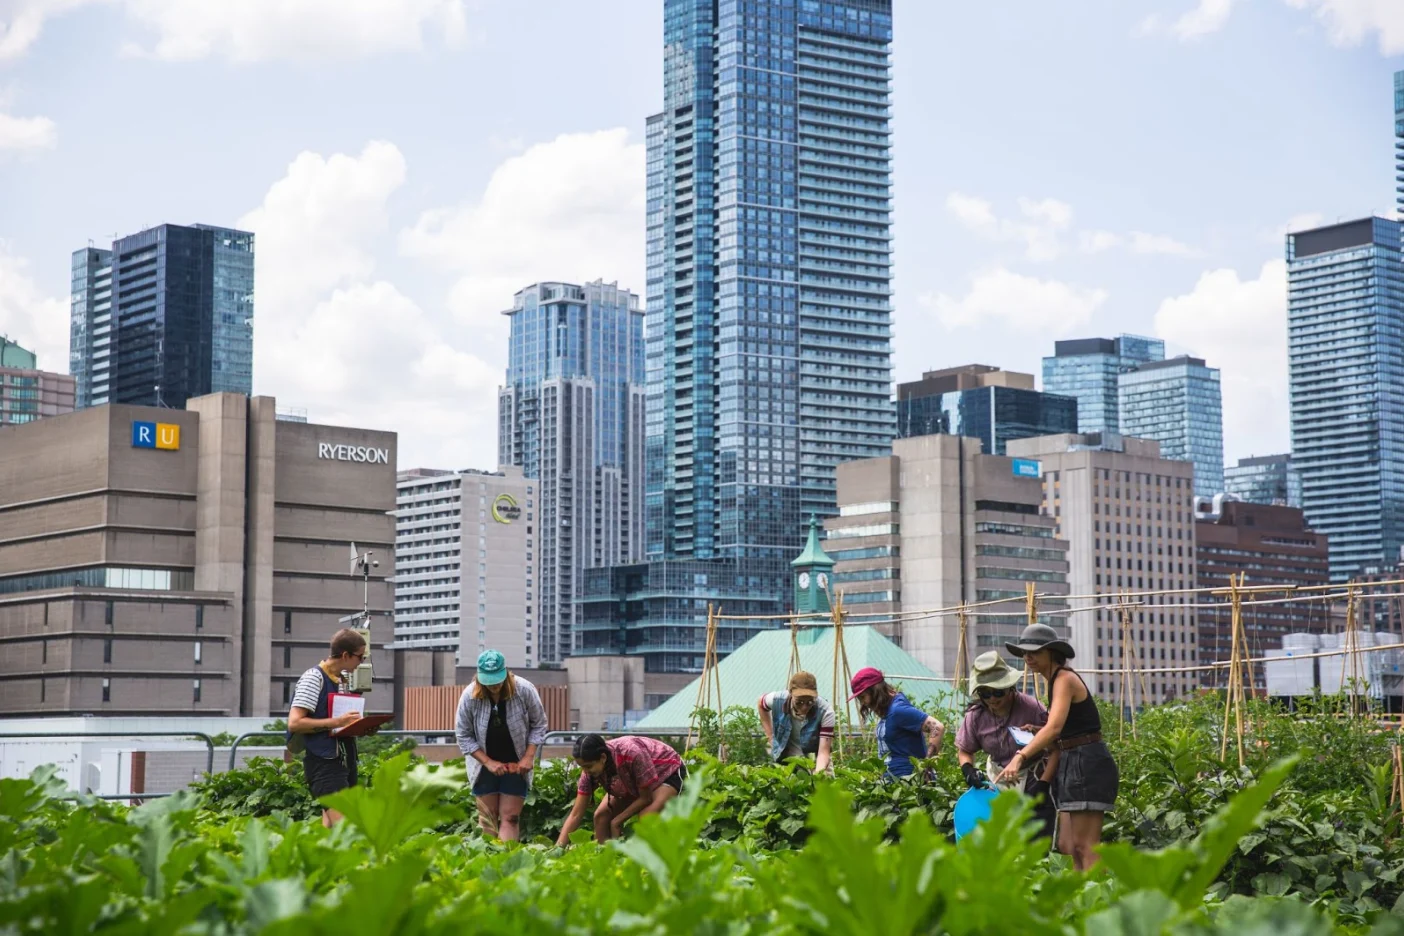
[798,571,811,589]
[817,572,828,590]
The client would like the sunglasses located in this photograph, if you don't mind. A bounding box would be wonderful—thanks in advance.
[976,687,1010,700]
[791,696,816,708]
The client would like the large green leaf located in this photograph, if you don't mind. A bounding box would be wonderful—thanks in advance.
[320,753,467,858]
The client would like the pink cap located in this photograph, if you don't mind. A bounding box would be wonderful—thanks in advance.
[848,666,885,701]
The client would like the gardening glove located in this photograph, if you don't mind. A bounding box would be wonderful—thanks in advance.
[961,763,984,788]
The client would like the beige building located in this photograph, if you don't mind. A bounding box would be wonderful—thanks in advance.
[825,434,1071,678]
[393,467,535,667]
[1006,433,1198,703]
[0,393,396,717]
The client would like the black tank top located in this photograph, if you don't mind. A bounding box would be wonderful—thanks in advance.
[1048,666,1100,740]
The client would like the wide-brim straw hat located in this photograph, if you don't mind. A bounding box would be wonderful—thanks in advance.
[968,650,1022,695]
[1005,623,1076,660]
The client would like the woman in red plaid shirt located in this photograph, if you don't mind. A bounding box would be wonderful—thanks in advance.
[555,734,686,846]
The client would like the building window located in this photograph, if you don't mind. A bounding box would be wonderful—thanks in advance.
[195,605,204,630]
[39,677,45,703]
[282,681,291,705]
[101,678,110,703]
[105,601,114,626]
[284,645,291,667]
[103,638,112,664]
[41,639,47,664]
[284,610,292,634]
[193,679,202,703]
[194,641,202,665]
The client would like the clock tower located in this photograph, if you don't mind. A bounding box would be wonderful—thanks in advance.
[791,516,836,616]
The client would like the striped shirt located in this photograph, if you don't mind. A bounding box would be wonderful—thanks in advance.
[291,665,334,713]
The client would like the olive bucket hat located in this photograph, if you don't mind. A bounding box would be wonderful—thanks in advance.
[1004,623,1076,660]
[968,650,1023,696]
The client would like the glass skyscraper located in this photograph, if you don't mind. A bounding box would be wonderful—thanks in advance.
[70,223,254,409]
[1117,355,1224,498]
[1042,335,1165,435]
[1287,217,1404,581]
[896,365,1077,455]
[498,280,646,664]
[584,0,896,674]
[1225,454,1300,508]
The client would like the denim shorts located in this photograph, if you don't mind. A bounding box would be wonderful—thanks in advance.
[472,769,529,798]
[1053,740,1119,813]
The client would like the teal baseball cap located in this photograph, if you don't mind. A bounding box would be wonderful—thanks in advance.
[476,649,508,686]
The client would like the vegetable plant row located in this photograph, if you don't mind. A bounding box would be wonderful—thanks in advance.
[4,694,1404,934]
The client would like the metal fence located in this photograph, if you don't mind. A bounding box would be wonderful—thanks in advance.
[0,730,217,802]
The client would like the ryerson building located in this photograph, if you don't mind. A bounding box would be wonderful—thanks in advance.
[0,393,395,717]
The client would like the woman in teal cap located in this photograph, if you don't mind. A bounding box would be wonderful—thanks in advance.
[454,649,549,842]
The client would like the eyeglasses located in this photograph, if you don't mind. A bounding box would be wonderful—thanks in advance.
[976,687,1010,700]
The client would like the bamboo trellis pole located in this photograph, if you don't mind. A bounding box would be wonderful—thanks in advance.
[954,603,971,695]
[831,591,855,757]
[1220,573,1249,767]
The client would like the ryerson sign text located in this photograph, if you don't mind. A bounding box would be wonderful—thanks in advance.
[318,443,390,464]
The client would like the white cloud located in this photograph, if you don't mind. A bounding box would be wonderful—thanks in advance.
[239,141,498,470]
[0,110,56,150]
[1128,231,1200,257]
[1138,0,1239,39]
[920,268,1107,334]
[1,0,466,63]
[1152,260,1289,461]
[947,191,1198,262]
[1283,0,1404,54]
[0,244,68,371]
[0,0,98,61]
[944,191,1070,262]
[400,127,645,327]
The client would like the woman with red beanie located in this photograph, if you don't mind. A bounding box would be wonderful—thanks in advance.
[849,666,944,780]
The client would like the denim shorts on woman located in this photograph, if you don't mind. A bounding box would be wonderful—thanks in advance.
[1052,740,1119,813]
[472,769,529,798]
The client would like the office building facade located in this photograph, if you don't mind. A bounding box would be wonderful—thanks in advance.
[1195,501,1329,688]
[394,467,535,667]
[1117,355,1224,498]
[825,434,1071,676]
[645,0,895,565]
[1287,217,1404,582]
[70,224,254,410]
[0,394,395,716]
[0,338,75,427]
[1042,335,1165,436]
[498,280,645,664]
[896,365,1077,455]
[1225,454,1300,507]
[1007,433,1199,704]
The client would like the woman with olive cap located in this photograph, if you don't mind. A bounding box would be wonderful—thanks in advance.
[454,649,549,842]
[954,651,1056,840]
[996,624,1119,870]
[758,670,836,773]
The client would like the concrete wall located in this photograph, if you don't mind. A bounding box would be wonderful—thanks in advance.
[565,655,646,731]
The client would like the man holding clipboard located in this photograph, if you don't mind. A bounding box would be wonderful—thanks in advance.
[287,628,384,827]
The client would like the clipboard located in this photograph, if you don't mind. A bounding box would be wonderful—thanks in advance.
[332,713,393,737]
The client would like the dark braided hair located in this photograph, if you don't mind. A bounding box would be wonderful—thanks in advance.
[573,734,617,807]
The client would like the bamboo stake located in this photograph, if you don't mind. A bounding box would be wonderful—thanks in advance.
[711,605,726,759]
[686,605,713,751]
[1220,573,1247,767]
[954,603,970,695]
[788,613,801,680]
[1118,595,1138,739]
[831,592,855,757]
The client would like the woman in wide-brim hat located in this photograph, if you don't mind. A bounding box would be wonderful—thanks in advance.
[995,624,1119,871]
[953,651,1056,840]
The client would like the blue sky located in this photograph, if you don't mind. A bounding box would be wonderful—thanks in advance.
[1,0,1401,470]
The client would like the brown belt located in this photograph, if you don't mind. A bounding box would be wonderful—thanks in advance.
[1056,732,1103,752]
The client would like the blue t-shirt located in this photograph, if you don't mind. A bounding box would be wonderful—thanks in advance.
[877,692,930,777]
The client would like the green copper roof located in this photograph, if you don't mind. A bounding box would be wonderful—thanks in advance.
[634,625,959,729]
[790,516,835,569]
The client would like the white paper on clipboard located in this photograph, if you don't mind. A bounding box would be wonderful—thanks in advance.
[330,694,366,734]
[1008,726,1036,747]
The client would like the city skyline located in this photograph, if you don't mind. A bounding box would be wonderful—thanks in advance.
[1,2,1400,471]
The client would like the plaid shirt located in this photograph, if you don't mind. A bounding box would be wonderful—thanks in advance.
[578,736,682,803]
[455,676,549,788]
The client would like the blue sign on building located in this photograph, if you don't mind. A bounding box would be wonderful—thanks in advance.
[1012,458,1042,479]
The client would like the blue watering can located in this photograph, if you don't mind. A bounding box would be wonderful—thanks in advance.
[953,786,999,841]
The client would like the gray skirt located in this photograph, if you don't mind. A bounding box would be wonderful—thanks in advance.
[1053,740,1119,813]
